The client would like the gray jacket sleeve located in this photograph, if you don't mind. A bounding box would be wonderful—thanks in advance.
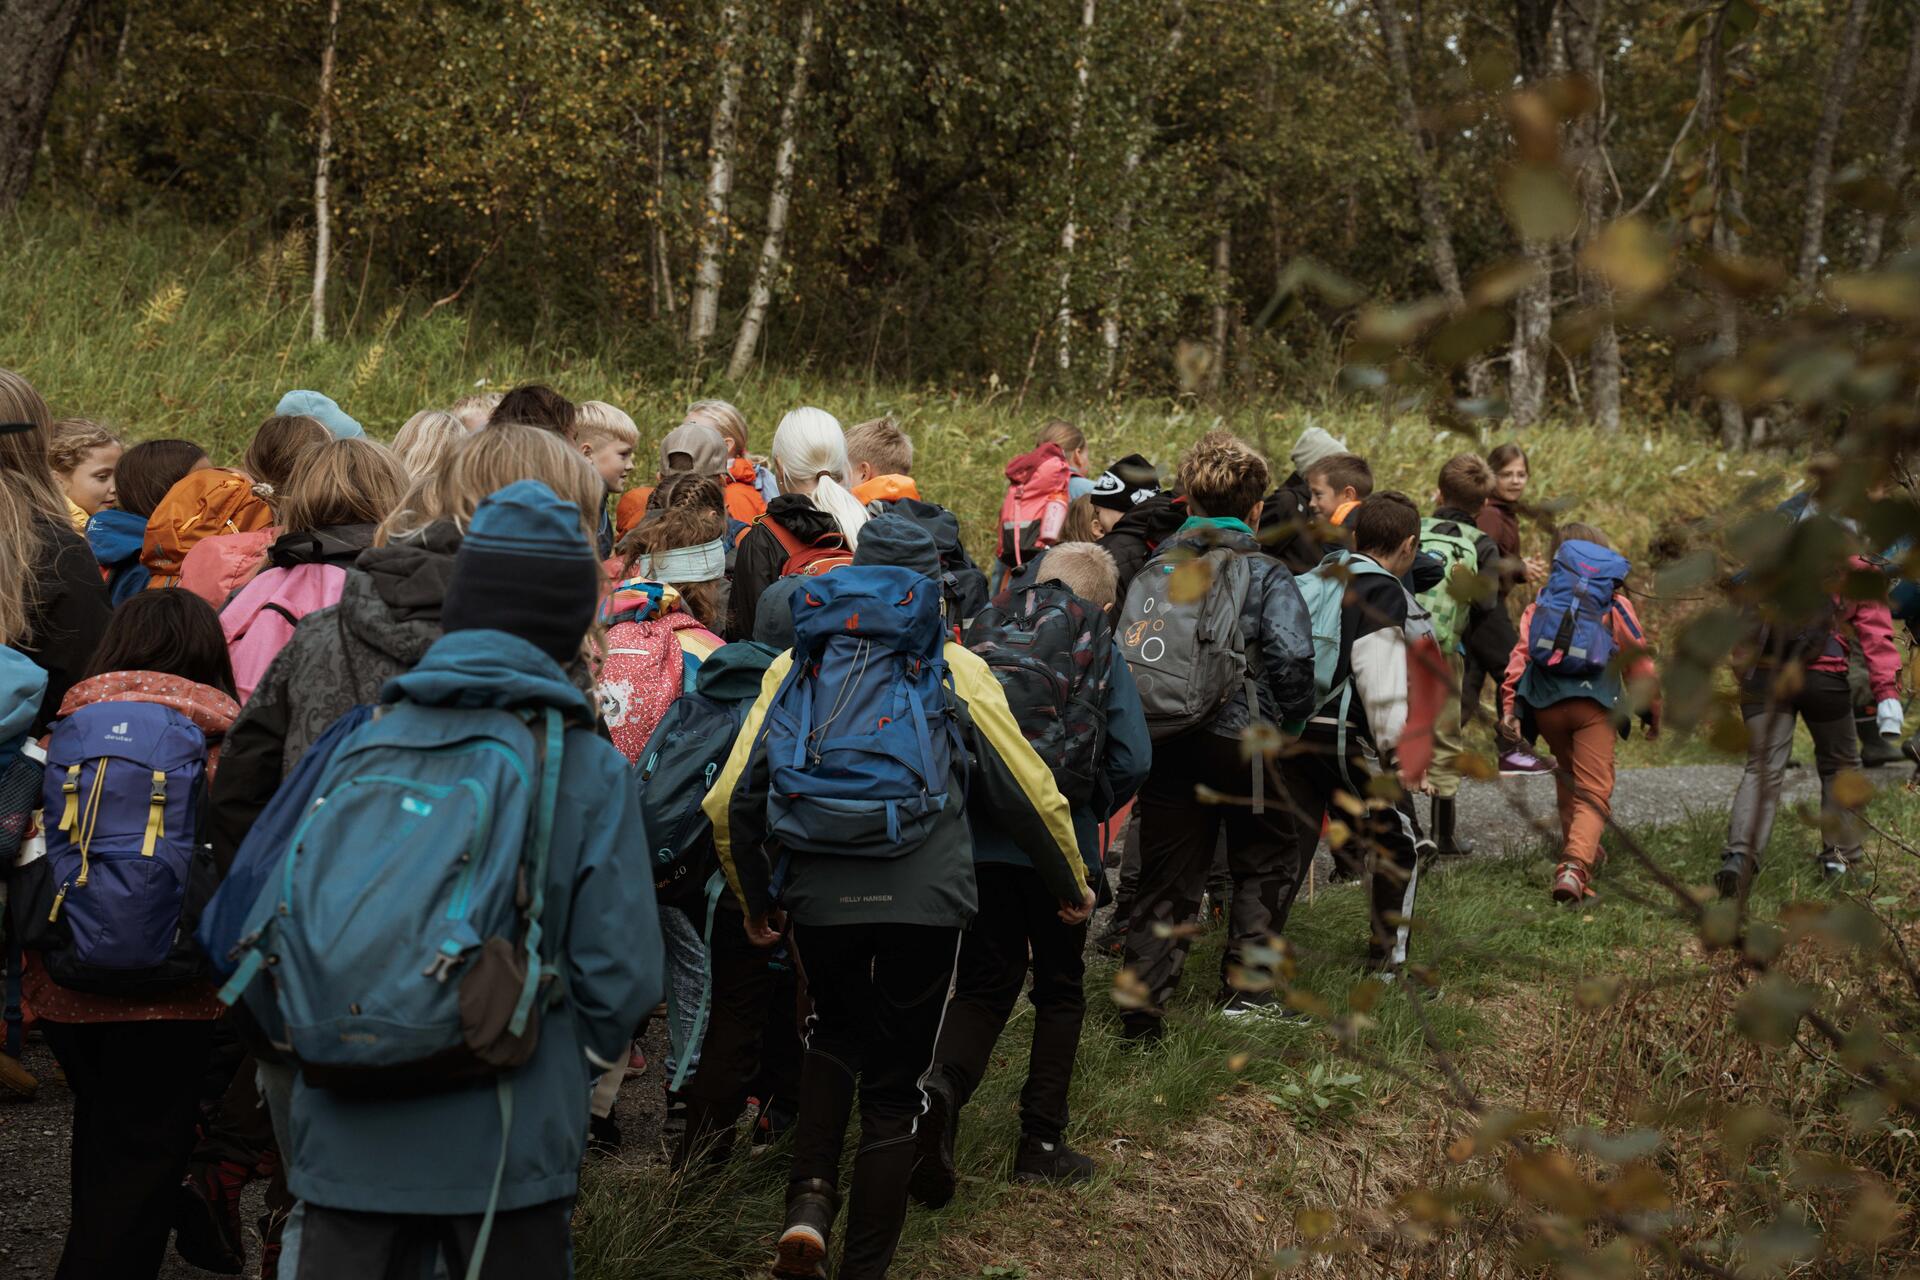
[1254,561,1316,730]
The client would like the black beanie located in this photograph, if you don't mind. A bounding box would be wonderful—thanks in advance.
[851,512,941,578]
[441,480,602,663]
[1089,452,1163,513]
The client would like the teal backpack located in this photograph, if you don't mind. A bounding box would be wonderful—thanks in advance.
[1294,549,1400,737]
[1416,517,1482,653]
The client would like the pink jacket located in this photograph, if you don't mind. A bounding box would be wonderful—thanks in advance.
[179,526,278,608]
[1808,561,1901,703]
[221,563,347,702]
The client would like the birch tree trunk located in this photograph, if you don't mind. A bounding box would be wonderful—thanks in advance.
[80,1,134,178]
[688,2,746,353]
[1209,217,1231,395]
[310,0,341,345]
[1054,0,1096,373]
[1863,13,1920,268]
[1101,1,1185,384]
[1795,0,1873,288]
[1563,0,1618,429]
[1694,8,1746,448]
[1507,0,1560,428]
[727,8,815,380]
[0,0,91,210]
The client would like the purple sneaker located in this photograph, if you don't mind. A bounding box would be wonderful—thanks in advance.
[1499,748,1554,776]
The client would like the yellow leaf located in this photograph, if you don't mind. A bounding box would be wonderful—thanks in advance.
[1830,769,1873,809]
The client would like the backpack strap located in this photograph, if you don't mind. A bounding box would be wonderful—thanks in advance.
[760,514,807,562]
[669,869,731,1095]
[508,707,565,1040]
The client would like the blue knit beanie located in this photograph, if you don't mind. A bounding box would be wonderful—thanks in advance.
[442,480,601,662]
[851,513,940,579]
[275,390,364,439]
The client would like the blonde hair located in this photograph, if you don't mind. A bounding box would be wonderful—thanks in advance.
[47,418,122,476]
[280,438,410,535]
[450,392,504,432]
[0,481,35,645]
[243,414,331,504]
[0,369,69,525]
[1037,542,1119,608]
[770,408,868,548]
[1059,494,1100,545]
[576,400,640,448]
[379,422,604,546]
[1036,418,1086,455]
[685,399,751,458]
[1179,430,1271,519]
[392,410,467,480]
[844,416,913,477]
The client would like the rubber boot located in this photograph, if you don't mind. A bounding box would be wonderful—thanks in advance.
[1432,796,1475,857]
[1858,716,1902,768]
[774,1178,839,1279]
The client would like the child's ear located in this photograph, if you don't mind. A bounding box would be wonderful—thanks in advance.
[576,440,596,459]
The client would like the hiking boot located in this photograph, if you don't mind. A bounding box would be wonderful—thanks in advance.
[1858,718,1902,768]
[174,1161,249,1274]
[773,1178,839,1279]
[1550,861,1592,905]
[1714,852,1753,900]
[1499,748,1554,775]
[662,1089,688,1136]
[0,1051,37,1100]
[587,1112,622,1157]
[1012,1135,1095,1185]
[908,1076,959,1209]
[1432,796,1475,857]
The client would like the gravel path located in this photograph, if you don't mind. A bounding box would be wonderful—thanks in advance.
[0,756,1898,1279]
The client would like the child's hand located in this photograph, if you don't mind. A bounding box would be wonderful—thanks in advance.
[1499,714,1522,741]
[1524,555,1546,583]
[744,909,787,947]
[1058,888,1096,925]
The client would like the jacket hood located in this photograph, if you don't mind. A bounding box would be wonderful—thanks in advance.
[763,493,840,542]
[384,628,590,715]
[853,474,922,505]
[1166,521,1263,556]
[0,648,48,749]
[58,670,240,742]
[87,507,148,565]
[1106,491,1188,547]
[694,640,780,703]
[332,525,462,669]
[1004,443,1071,498]
[269,523,378,569]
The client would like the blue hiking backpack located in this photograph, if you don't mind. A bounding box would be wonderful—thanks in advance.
[218,702,564,1095]
[634,641,778,905]
[761,566,962,856]
[34,701,214,994]
[1527,540,1634,678]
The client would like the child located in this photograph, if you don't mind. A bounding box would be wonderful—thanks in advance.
[274,480,662,1279]
[686,398,779,515]
[486,382,577,436]
[140,466,274,592]
[1085,452,1161,537]
[274,389,364,439]
[846,415,990,625]
[705,513,1093,1280]
[21,589,239,1280]
[913,541,1151,1203]
[1037,418,1096,499]
[47,418,122,533]
[1276,494,1429,977]
[1304,451,1373,525]
[1500,523,1659,904]
[1419,455,1504,857]
[995,439,1074,590]
[728,407,870,643]
[613,420,732,535]
[180,412,332,606]
[1477,443,1554,776]
[1259,425,1345,573]
[391,409,466,480]
[575,399,640,557]
[221,437,409,700]
[1716,550,1898,893]
[1116,431,1315,1038]
[93,438,208,602]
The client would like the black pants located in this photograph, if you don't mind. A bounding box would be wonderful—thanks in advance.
[43,1017,217,1280]
[931,865,1087,1144]
[1121,730,1301,1025]
[1279,729,1423,969]
[291,1197,573,1280]
[1108,812,1231,933]
[791,921,961,1280]
[680,901,803,1114]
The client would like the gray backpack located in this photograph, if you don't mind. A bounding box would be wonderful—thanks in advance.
[1116,545,1256,742]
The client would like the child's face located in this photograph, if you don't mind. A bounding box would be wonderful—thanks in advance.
[1308,475,1347,520]
[582,438,636,490]
[1069,446,1090,475]
[64,444,121,514]
[1495,458,1529,502]
[1094,504,1125,534]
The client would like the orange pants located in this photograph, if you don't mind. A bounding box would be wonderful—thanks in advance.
[1531,698,1617,868]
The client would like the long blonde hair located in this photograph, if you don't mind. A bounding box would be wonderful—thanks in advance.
[280,438,410,535]
[685,399,751,459]
[770,408,867,548]
[0,482,35,646]
[0,369,69,525]
[392,409,467,480]
[379,422,603,546]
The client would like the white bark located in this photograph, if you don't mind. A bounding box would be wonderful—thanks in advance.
[1864,13,1920,268]
[80,1,134,177]
[688,2,746,352]
[1054,0,1096,372]
[1102,2,1185,383]
[1209,218,1231,394]
[310,0,340,344]
[1796,0,1873,287]
[727,8,816,380]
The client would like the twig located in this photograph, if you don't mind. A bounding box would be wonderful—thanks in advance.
[425,235,503,315]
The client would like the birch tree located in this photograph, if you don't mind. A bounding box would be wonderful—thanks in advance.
[688,2,746,353]
[1795,0,1873,288]
[1054,0,1096,373]
[1562,0,1619,430]
[1863,10,1920,268]
[727,7,816,380]
[1102,1,1185,383]
[1507,0,1562,429]
[310,0,341,344]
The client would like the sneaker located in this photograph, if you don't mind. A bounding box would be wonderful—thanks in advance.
[907,1078,959,1209]
[1119,1016,1165,1047]
[1011,1134,1095,1185]
[173,1161,250,1274]
[587,1113,622,1157]
[1714,852,1753,900]
[662,1089,689,1136]
[1500,749,1555,776]
[1818,852,1853,881]
[1218,993,1305,1023]
[773,1178,838,1279]
[1550,861,1591,905]
[0,1051,37,1100]
[627,1041,648,1074]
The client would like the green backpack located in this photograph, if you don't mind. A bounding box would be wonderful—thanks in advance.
[1416,517,1482,653]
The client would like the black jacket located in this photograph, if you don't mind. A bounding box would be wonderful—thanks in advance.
[728,495,842,643]
[1258,474,1330,575]
[267,522,379,570]
[1098,493,1189,601]
[22,517,111,735]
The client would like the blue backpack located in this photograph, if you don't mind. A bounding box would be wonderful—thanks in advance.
[1295,549,1400,715]
[634,641,778,904]
[219,702,563,1095]
[35,701,213,994]
[1527,539,1634,678]
[762,566,962,856]
[196,704,371,979]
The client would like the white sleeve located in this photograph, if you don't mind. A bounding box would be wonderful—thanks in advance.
[1351,627,1409,752]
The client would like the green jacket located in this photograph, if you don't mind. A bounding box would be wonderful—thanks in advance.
[703,643,1089,929]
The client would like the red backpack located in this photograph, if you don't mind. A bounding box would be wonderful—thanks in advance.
[599,612,722,765]
[763,515,854,578]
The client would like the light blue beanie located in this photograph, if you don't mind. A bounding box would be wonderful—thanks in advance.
[275,390,364,439]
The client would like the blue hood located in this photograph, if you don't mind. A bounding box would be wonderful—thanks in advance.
[87,508,146,565]
[0,648,48,764]
[383,628,591,715]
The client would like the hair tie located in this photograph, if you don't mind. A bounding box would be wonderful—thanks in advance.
[252,482,275,499]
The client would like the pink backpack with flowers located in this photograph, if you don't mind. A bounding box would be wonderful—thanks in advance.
[600,612,723,764]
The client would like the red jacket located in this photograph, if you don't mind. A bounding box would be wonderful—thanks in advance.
[1808,560,1902,703]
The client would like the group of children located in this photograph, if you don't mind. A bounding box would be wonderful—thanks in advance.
[0,361,1905,1280]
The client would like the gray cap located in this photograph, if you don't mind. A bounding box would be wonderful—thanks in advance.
[851,513,941,579]
[660,421,728,476]
[1289,425,1348,475]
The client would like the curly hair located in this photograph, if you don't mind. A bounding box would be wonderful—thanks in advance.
[47,419,122,476]
[617,491,728,630]
[1176,430,1270,520]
